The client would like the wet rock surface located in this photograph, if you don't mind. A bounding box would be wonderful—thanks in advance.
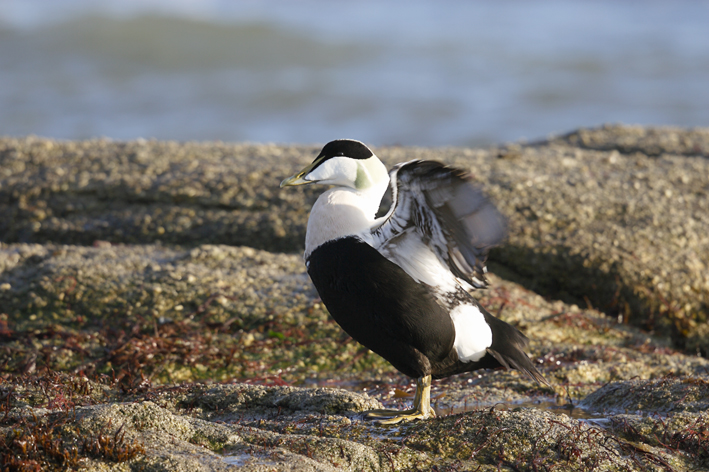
[1,125,708,471]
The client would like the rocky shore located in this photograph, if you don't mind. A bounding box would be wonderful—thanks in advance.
[1,125,708,470]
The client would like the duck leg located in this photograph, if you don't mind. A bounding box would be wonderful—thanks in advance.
[364,375,435,424]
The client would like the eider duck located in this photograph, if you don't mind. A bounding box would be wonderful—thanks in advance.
[281,139,548,424]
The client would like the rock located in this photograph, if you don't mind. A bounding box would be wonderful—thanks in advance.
[1,240,708,469]
[1,126,707,350]
[1,127,708,470]
[608,412,709,469]
[186,384,384,420]
[549,123,709,156]
[404,408,672,471]
[0,138,317,252]
[2,382,428,471]
[580,377,709,470]
[580,377,709,414]
[5,378,707,471]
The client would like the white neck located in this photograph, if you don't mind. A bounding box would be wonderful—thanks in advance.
[304,182,388,260]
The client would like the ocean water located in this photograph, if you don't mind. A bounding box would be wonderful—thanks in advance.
[1,0,708,146]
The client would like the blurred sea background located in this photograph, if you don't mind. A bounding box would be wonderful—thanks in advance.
[1,0,708,147]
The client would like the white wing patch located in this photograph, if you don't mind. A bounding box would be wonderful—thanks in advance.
[449,304,492,362]
[375,231,458,293]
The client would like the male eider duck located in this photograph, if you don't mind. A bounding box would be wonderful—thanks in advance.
[281,139,548,424]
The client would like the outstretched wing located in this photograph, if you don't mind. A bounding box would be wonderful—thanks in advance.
[372,160,506,290]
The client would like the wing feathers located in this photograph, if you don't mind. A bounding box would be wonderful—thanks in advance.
[377,160,506,290]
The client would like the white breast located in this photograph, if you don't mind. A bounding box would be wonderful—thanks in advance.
[304,188,378,260]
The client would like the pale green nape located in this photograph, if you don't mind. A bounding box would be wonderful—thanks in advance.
[354,158,383,190]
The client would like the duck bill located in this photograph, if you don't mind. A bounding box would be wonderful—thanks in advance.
[279,158,322,187]
[280,171,311,187]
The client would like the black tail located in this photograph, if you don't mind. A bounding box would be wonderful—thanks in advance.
[483,311,550,387]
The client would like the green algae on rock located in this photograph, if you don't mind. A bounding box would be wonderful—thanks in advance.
[0,243,395,384]
[3,240,707,396]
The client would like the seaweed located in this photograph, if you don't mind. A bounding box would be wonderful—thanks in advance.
[0,411,144,471]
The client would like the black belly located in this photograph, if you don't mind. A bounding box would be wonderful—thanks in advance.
[306,236,456,379]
